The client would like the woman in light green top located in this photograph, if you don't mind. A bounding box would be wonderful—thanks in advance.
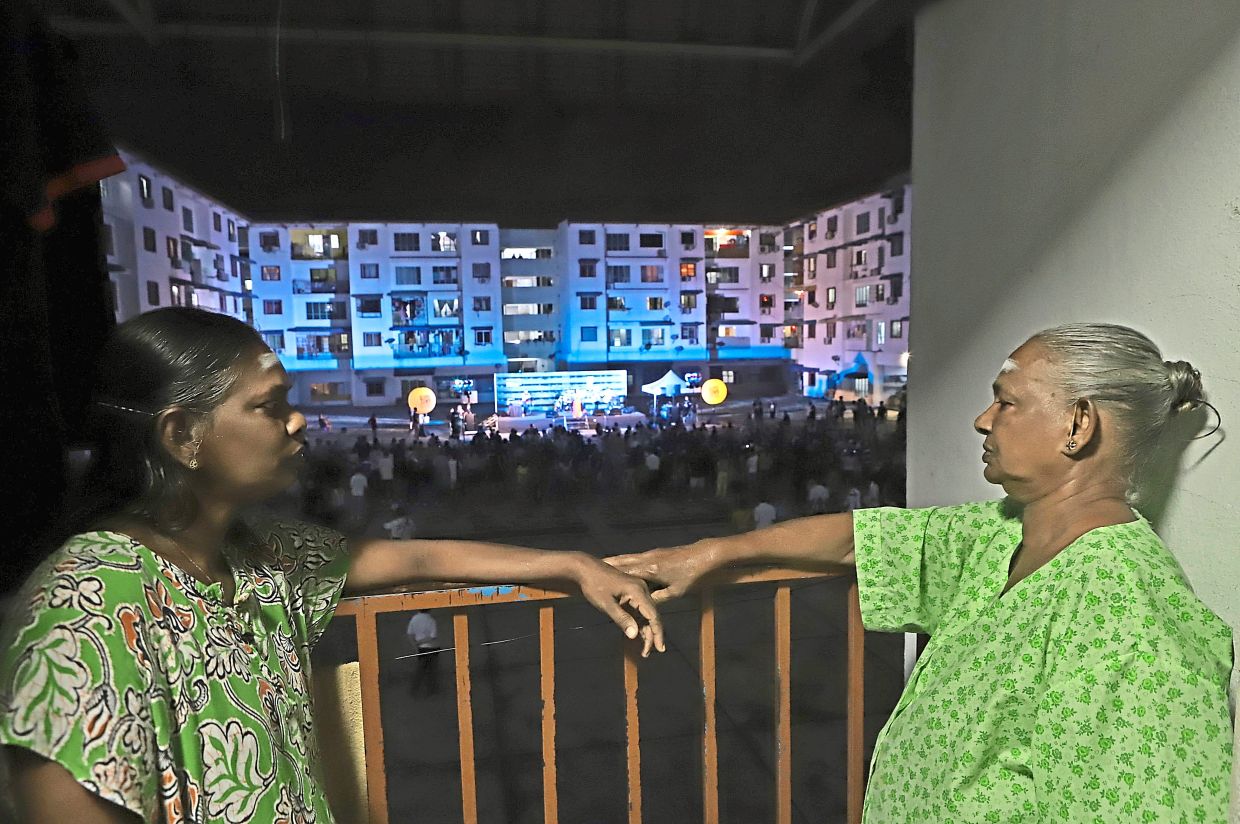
[611,323,1233,822]
[1,308,665,824]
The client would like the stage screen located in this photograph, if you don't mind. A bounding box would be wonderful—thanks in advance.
[495,370,629,416]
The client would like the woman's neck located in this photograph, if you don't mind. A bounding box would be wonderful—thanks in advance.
[103,499,237,579]
[1019,479,1134,558]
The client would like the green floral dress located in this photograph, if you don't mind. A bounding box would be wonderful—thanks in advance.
[852,501,1233,823]
[0,520,350,823]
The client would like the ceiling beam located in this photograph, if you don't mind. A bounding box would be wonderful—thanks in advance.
[793,0,882,66]
[49,18,795,64]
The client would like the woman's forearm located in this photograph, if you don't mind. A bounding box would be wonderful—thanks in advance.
[409,539,590,586]
[698,512,856,573]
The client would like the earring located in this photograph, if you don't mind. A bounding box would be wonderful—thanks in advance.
[1066,439,1077,451]
[188,442,201,470]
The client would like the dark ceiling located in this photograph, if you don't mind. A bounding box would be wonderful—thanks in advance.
[43,0,918,226]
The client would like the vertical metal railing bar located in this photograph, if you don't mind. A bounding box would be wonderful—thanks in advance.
[538,605,559,824]
[846,580,865,824]
[454,612,479,824]
[623,645,643,824]
[774,585,793,824]
[699,591,720,824]
[355,602,390,824]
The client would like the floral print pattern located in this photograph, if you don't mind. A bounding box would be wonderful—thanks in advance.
[852,501,1233,823]
[0,520,350,822]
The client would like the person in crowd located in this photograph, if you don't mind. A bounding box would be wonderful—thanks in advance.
[405,610,441,697]
[608,323,1231,823]
[367,413,378,442]
[842,486,862,511]
[0,308,664,824]
[752,499,777,530]
[807,480,830,514]
[383,504,416,540]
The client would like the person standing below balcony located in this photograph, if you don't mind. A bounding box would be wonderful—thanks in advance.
[405,610,440,697]
[0,308,664,824]
[610,323,1232,823]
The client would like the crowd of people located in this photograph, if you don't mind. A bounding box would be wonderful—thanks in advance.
[278,396,907,539]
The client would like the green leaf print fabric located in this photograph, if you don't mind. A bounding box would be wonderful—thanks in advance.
[0,519,350,823]
[852,502,1233,823]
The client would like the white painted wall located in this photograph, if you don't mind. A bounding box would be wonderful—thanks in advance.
[909,1,1240,814]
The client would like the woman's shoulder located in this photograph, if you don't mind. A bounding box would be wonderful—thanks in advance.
[30,531,147,584]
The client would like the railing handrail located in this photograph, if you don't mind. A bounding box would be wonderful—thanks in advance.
[332,565,864,824]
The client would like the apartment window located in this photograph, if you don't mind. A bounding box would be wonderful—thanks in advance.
[579,229,596,245]
[825,249,837,268]
[357,297,383,317]
[395,265,421,285]
[212,212,222,232]
[760,324,776,343]
[363,332,383,347]
[359,263,379,279]
[824,320,837,340]
[889,233,905,257]
[876,321,886,347]
[309,382,350,402]
[356,229,378,246]
[606,265,630,283]
[432,266,459,285]
[365,378,386,397]
[605,233,630,251]
[647,297,665,311]
[721,370,735,384]
[263,299,283,314]
[892,320,904,338]
[579,260,597,278]
[475,328,493,346]
[473,296,492,312]
[807,319,817,339]
[580,326,598,342]
[471,229,490,245]
[640,265,663,283]
[140,226,156,252]
[705,266,739,285]
[607,296,628,312]
[679,292,697,311]
[875,283,886,302]
[227,219,236,241]
[261,331,284,352]
[182,207,194,233]
[261,265,281,281]
[680,231,695,248]
[146,281,160,306]
[430,232,457,252]
[826,287,836,309]
[433,297,460,318]
[679,262,695,281]
[472,262,491,280]
[610,328,632,347]
[162,187,174,211]
[306,301,343,320]
[759,263,775,281]
[856,211,871,234]
[855,285,870,307]
[641,328,666,347]
[393,232,420,252]
[580,295,597,310]
[639,232,664,248]
[165,237,178,260]
[138,175,153,204]
[680,324,698,344]
[259,231,279,250]
[826,215,838,236]
[805,288,816,306]
[853,249,868,267]
[759,233,778,254]
[759,294,775,315]
[808,221,817,240]
[804,257,816,280]
[719,326,736,337]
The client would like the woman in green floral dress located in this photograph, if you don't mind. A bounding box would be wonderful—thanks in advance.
[1,308,665,823]
[610,323,1233,823]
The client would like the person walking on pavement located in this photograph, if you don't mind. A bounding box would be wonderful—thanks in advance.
[406,610,441,696]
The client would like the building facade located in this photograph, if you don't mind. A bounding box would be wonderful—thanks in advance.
[786,182,911,403]
[498,229,559,374]
[100,149,250,326]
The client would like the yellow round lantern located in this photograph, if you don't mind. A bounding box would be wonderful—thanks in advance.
[700,378,728,405]
[407,386,437,415]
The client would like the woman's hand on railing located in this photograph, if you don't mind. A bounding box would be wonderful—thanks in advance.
[605,543,716,605]
[573,556,666,657]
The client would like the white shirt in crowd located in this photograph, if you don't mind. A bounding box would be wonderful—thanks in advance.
[377,453,395,481]
[843,488,862,512]
[807,483,829,510]
[645,452,661,472]
[753,501,777,529]
[746,453,759,476]
[406,612,439,649]
[349,471,368,497]
[383,514,416,540]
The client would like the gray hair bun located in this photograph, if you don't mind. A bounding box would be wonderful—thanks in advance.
[1164,360,1204,414]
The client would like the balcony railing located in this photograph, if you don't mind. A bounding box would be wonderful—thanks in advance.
[293,279,348,295]
[393,343,461,358]
[296,348,349,360]
[321,568,865,824]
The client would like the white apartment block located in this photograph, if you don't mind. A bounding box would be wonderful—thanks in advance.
[248,222,505,408]
[788,182,911,403]
[100,149,250,325]
[556,222,791,394]
[498,229,559,373]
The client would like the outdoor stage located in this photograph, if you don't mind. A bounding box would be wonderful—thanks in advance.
[488,411,648,434]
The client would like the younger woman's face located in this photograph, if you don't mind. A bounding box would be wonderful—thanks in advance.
[193,349,307,503]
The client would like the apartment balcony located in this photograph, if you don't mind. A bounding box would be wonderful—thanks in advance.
[291,242,349,261]
[293,278,349,295]
[393,342,461,358]
[296,348,350,360]
[315,569,867,824]
[784,336,803,349]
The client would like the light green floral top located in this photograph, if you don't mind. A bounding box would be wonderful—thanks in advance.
[0,520,350,823]
[853,501,1233,823]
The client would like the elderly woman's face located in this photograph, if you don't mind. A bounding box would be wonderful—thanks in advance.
[973,341,1073,500]
[193,349,308,503]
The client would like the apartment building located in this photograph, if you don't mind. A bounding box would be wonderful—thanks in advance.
[498,229,559,373]
[788,182,911,403]
[100,149,250,325]
[556,222,791,394]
